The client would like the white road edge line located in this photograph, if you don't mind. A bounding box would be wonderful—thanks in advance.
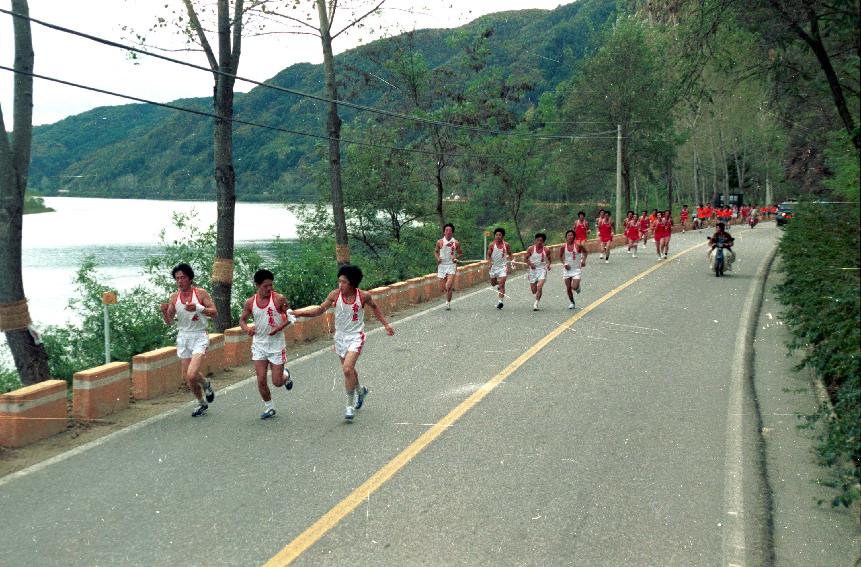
[722,242,777,567]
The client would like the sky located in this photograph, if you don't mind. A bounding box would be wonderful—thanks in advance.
[1,0,570,126]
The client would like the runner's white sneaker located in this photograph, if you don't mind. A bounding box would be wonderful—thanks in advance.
[568,302,575,310]
[444,302,451,311]
[344,405,355,420]
[533,300,539,311]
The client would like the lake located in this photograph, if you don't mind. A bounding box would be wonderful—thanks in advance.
[20,196,302,328]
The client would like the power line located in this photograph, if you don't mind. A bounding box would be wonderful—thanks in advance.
[0,8,619,142]
[0,64,483,159]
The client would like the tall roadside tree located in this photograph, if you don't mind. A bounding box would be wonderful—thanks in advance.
[267,0,385,265]
[178,0,245,331]
[0,0,51,385]
[552,16,678,212]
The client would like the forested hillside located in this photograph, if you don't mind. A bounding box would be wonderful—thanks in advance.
[27,1,614,201]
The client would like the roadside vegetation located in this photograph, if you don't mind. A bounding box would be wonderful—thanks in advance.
[775,137,860,508]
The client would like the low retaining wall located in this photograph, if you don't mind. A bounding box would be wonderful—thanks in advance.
[72,362,131,421]
[0,380,68,448]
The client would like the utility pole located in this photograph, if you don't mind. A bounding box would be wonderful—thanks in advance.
[616,124,623,227]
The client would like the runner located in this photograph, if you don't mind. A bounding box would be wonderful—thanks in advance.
[624,210,640,257]
[680,205,690,232]
[573,211,590,253]
[291,264,395,421]
[526,233,552,311]
[661,208,673,258]
[434,223,462,311]
[487,227,513,310]
[694,204,705,230]
[238,269,295,420]
[652,211,666,259]
[639,210,650,247]
[560,229,586,309]
[595,209,605,234]
[598,212,614,263]
[159,263,218,417]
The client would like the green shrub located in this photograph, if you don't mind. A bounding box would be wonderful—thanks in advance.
[0,361,22,394]
[776,201,860,508]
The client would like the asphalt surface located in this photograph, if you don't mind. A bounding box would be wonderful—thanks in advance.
[1,225,855,566]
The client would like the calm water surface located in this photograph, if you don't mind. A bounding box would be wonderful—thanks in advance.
[21,197,301,327]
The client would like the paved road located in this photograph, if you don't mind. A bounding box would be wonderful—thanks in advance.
[0,226,796,566]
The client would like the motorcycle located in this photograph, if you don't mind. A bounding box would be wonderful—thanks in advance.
[710,240,733,277]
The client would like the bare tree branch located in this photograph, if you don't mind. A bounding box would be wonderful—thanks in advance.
[182,0,218,70]
[332,0,385,39]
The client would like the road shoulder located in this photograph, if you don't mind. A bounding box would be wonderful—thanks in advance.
[753,256,861,566]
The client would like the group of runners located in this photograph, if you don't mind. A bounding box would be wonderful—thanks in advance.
[160,210,746,422]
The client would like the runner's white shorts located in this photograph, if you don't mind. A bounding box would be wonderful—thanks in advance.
[562,267,582,280]
[489,265,507,279]
[177,331,209,359]
[437,263,456,278]
[334,332,366,358]
[252,344,286,366]
[527,268,547,284]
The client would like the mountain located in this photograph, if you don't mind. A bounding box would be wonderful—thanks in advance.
[28,0,615,202]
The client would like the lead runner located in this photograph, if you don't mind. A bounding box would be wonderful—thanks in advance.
[291,265,394,421]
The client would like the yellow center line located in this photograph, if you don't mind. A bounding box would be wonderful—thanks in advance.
[263,239,708,566]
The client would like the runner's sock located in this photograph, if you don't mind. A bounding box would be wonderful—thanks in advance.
[264,400,274,410]
[346,389,355,407]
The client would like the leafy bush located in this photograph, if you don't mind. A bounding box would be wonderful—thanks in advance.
[41,258,169,382]
[0,361,22,394]
[775,201,860,508]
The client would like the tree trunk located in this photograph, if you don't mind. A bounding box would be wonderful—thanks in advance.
[317,0,350,266]
[772,3,860,149]
[0,0,50,385]
[718,127,730,206]
[692,149,699,205]
[733,150,744,193]
[434,129,446,229]
[666,161,673,209]
[633,173,639,211]
[709,134,718,206]
[209,0,239,332]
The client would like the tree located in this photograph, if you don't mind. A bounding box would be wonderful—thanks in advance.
[0,0,51,385]
[266,0,385,265]
[175,0,245,331]
[477,124,548,248]
[554,17,678,212]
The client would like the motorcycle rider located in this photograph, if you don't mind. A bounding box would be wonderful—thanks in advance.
[707,222,736,272]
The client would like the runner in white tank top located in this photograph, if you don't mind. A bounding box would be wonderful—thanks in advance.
[435,223,462,310]
[559,230,586,309]
[239,270,295,419]
[486,227,513,309]
[526,233,551,311]
[291,264,394,421]
[159,263,217,417]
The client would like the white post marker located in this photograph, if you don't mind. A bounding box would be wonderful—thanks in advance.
[102,291,118,364]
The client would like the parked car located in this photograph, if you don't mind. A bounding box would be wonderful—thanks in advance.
[776,201,795,227]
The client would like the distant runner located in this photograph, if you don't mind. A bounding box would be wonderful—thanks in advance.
[560,229,586,309]
[435,223,462,311]
[487,227,513,310]
[598,212,614,263]
[526,233,552,311]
